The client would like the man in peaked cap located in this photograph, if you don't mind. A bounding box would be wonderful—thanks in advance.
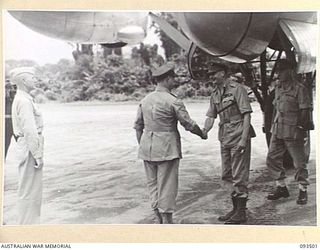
[266,59,313,205]
[134,62,206,224]
[202,62,255,224]
[10,67,44,224]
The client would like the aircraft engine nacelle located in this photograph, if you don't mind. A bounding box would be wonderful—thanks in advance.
[174,12,280,63]
[9,11,148,45]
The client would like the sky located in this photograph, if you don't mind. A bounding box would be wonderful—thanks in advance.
[3,11,163,66]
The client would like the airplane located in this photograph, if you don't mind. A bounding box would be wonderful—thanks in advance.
[149,12,317,163]
[8,11,149,47]
[7,11,317,163]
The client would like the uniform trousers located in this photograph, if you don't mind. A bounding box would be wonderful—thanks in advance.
[266,134,308,186]
[16,136,43,224]
[5,117,13,158]
[221,140,251,196]
[144,159,179,213]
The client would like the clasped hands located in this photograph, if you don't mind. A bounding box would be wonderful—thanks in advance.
[200,128,208,140]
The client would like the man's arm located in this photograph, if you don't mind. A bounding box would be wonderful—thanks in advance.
[173,99,206,139]
[133,104,144,144]
[235,112,251,152]
[297,85,314,131]
[298,109,314,131]
[190,124,207,139]
[136,130,143,144]
[202,95,217,138]
[18,99,43,162]
[233,85,253,152]
[202,117,215,138]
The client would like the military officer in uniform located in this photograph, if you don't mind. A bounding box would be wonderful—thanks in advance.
[10,67,44,224]
[134,63,206,224]
[266,59,313,205]
[202,63,254,224]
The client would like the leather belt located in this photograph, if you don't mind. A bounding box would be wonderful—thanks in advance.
[14,132,42,141]
[145,127,177,132]
[219,114,243,125]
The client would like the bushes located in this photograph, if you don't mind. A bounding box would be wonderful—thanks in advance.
[45,90,58,101]
[30,89,47,103]
[6,54,231,103]
[195,86,213,97]
[27,54,154,102]
[174,84,196,98]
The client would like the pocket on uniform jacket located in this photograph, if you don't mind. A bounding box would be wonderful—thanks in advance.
[225,121,243,140]
[282,125,303,139]
[222,95,235,105]
[16,137,29,162]
[139,133,148,150]
[281,115,298,125]
[281,95,299,112]
[162,135,172,158]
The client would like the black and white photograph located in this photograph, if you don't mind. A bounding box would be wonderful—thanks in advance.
[3,10,317,226]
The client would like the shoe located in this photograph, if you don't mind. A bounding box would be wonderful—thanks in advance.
[161,213,173,224]
[218,197,237,221]
[225,197,247,224]
[267,186,290,200]
[296,190,308,205]
[152,209,163,224]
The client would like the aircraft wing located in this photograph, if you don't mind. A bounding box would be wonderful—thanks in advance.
[279,19,317,74]
[149,12,192,52]
[8,11,148,45]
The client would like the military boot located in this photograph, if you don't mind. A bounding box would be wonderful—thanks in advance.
[218,196,237,221]
[225,197,247,224]
[152,209,163,224]
[161,213,173,224]
[267,186,290,200]
[296,189,308,205]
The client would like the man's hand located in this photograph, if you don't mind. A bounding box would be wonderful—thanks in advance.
[190,125,207,139]
[35,157,44,169]
[235,140,246,154]
[201,128,208,140]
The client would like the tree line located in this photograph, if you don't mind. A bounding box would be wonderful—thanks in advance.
[5,44,223,103]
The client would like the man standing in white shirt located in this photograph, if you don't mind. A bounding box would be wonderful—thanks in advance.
[10,67,44,225]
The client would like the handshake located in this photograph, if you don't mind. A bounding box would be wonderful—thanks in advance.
[192,125,208,140]
[201,128,208,140]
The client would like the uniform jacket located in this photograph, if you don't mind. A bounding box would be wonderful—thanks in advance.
[206,79,253,147]
[12,90,44,159]
[272,80,312,140]
[134,86,197,161]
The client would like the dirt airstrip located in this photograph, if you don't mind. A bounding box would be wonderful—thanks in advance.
[3,101,316,225]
